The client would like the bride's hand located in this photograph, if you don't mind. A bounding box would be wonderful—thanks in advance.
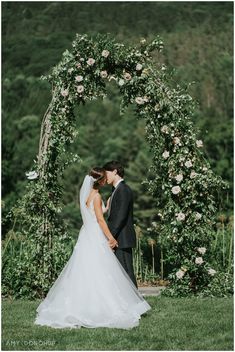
[108,237,118,249]
[106,197,111,209]
[103,197,111,214]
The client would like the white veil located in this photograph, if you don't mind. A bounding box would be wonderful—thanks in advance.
[79,174,96,224]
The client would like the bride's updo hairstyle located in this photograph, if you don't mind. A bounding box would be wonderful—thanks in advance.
[89,167,106,189]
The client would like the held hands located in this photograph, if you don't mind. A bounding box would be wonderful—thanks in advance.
[108,237,118,251]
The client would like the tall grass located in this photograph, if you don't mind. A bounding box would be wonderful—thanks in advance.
[133,225,162,285]
[212,214,234,273]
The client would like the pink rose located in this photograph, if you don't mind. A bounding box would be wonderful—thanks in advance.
[135,97,144,105]
[175,174,183,183]
[87,58,95,66]
[61,88,69,97]
[123,72,132,80]
[75,75,83,82]
[77,85,84,93]
[171,186,181,194]
[176,212,185,221]
[195,257,204,265]
[100,70,108,78]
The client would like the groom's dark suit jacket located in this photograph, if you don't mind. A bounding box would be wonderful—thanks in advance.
[107,180,136,249]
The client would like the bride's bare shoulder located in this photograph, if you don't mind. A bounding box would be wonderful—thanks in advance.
[93,192,102,202]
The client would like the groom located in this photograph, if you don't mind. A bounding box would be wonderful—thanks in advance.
[103,160,138,288]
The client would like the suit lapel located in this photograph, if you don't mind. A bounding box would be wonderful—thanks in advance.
[108,180,124,218]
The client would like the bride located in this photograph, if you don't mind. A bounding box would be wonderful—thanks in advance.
[34,167,151,329]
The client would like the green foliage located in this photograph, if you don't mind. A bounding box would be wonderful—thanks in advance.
[2,3,233,299]
[161,270,233,298]
[2,205,74,299]
[3,32,230,299]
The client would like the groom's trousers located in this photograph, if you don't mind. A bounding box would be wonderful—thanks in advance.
[114,247,138,288]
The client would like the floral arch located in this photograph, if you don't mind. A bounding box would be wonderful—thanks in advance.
[5,34,228,298]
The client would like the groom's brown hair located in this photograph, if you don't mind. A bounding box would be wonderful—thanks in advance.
[103,160,124,178]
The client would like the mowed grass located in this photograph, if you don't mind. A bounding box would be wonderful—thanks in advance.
[1,296,233,351]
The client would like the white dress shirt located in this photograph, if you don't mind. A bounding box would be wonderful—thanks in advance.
[113,178,124,188]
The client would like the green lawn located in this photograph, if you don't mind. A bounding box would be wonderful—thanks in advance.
[1,296,233,350]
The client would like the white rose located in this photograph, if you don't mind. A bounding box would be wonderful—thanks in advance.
[176,212,185,221]
[87,58,95,66]
[173,137,181,145]
[77,85,84,93]
[161,125,169,134]
[172,186,181,195]
[196,140,203,148]
[136,63,143,71]
[75,75,83,82]
[185,160,193,168]
[190,171,197,179]
[60,88,69,97]
[76,62,82,68]
[102,49,110,58]
[208,268,216,276]
[162,150,169,159]
[118,79,125,86]
[195,212,202,220]
[25,171,38,180]
[175,174,183,183]
[100,70,108,78]
[176,269,185,279]
[197,247,206,254]
[135,97,145,105]
[195,257,204,265]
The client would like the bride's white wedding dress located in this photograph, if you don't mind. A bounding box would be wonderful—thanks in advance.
[34,175,151,329]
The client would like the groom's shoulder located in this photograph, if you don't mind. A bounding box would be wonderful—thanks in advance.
[117,181,133,201]
[121,181,133,193]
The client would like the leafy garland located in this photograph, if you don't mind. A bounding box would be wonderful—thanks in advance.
[3,33,228,298]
